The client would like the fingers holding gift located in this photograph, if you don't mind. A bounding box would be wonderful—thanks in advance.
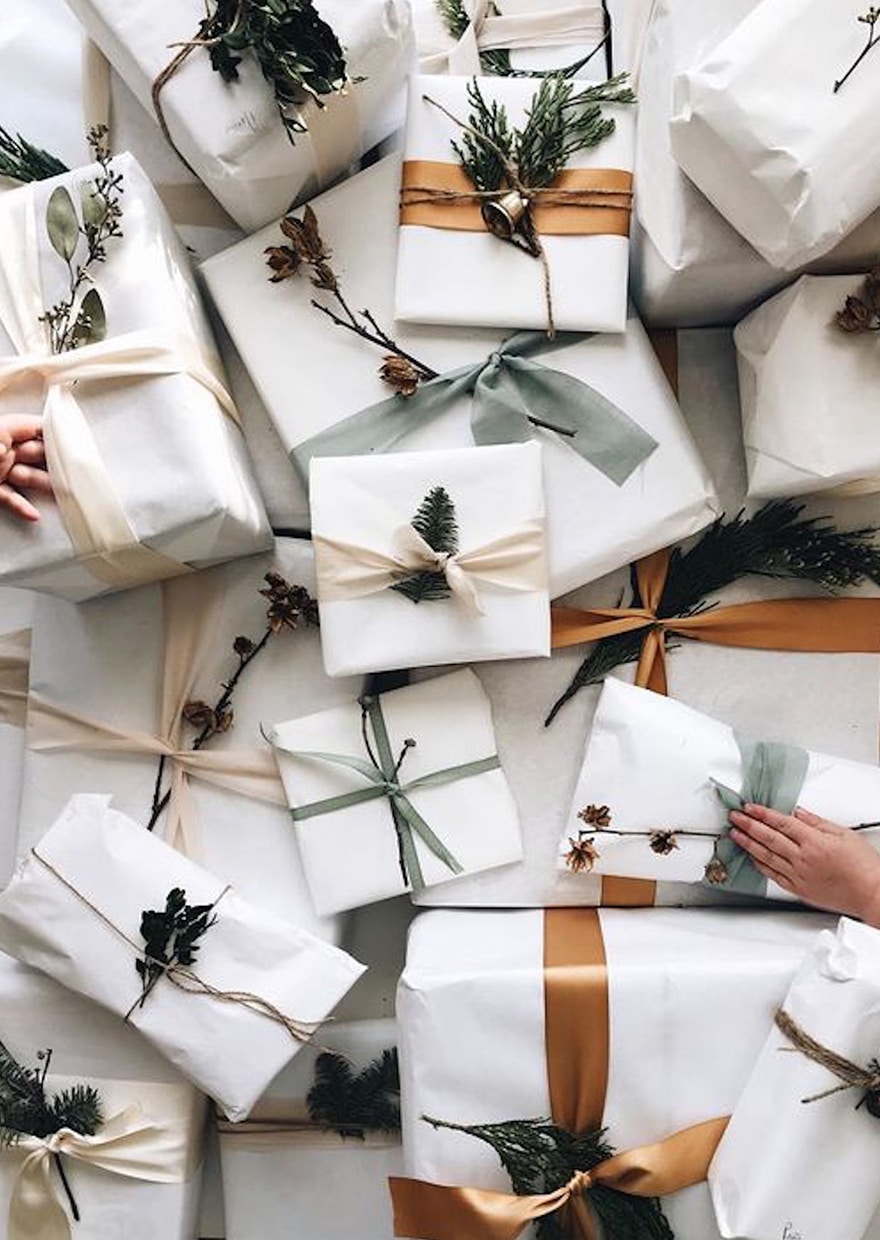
[729,808,800,861]
[6,462,53,494]
[728,821,795,877]
[0,482,41,522]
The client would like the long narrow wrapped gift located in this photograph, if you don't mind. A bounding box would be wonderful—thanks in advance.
[202,154,719,596]
[393,906,833,1240]
[17,538,361,935]
[0,950,208,1240]
[0,153,271,601]
[710,918,880,1240]
[270,669,523,914]
[0,590,33,886]
[557,677,880,897]
[219,1018,402,1240]
[669,0,880,271]
[0,794,365,1120]
[62,0,413,232]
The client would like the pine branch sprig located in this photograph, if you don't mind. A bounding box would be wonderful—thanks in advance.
[391,486,460,604]
[307,1049,401,1137]
[0,127,68,184]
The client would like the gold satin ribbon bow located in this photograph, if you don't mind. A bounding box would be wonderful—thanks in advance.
[0,628,30,728]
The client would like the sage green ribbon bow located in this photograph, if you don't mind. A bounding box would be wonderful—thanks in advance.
[291,332,658,486]
[274,694,502,893]
[709,733,809,896]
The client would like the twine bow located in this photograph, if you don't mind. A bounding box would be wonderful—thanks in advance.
[775,1008,880,1114]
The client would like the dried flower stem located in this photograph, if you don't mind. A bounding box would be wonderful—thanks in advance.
[309,298,439,380]
[578,819,880,844]
[835,7,880,92]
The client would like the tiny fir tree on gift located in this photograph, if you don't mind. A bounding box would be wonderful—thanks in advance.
[307,1048,401,1137]
[0,127,67,184]
[391,487,459,604]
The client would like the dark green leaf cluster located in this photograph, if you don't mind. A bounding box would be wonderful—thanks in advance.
[0,1040,102,1148]
[136,887,217,1004]
[307,1049,401,1136]
[0,127,68,184]
[392,486,460,604]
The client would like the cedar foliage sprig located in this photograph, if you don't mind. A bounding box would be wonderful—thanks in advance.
[546,500,880,724]
[307,1049,401,1137]
[391,486,459,604]
[423,1114,673,1240]
[136,887,217,1007]
[0,127,68,184]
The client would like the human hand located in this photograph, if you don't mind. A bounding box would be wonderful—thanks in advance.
[729,803,880,925]
[0,415,52,522]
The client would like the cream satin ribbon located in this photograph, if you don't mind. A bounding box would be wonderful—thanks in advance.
[0,629,30,728]
[0,180,241,589]
[421,1,607,75]
[314,518,547,617]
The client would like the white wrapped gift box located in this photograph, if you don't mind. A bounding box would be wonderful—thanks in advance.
[16,538,360,937]
[271,668,523,914]
[397,906,833,1239]
[0,589,33,886]
[736,274,880,499]
[219,1018,401,1240]
[669,0,880,271]
[202,153,718,597]
[0,153,270,601]
[395,74,634,332]
[0,951,207,1240]
[710,918,880,1240]
[61,0,414,232]
[0,794,365,1121]
[557,677,880,897]
[310,443,551,676]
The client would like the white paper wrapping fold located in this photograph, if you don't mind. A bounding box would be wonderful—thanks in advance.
[0,795,365,1121]
[0,590,33,888]
[710,918,880,1240]
[558,678,880,894]
[310,444,550,676]
[398,906,834,1239]
[61,0,414,232]
[271,669,522,913]
[669,0,880,271]
[395,74,634,331]
[736,274,880,499]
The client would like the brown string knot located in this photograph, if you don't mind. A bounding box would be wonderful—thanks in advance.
[775,1008,880,1117]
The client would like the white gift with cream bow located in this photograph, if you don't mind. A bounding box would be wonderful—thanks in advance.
[0,795,365,1120]
[270,668,522,914]
[0,154,270,600]
[0,591,33,886]
[669,0,880,271]
[61,0,414,232]
[710,918,880,1240]
[310,443,550,676]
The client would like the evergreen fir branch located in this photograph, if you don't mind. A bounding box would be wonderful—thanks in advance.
[452,79,515,192]
[391,486,460,604]
[307,1049,401,1136]
[0,127,68,184]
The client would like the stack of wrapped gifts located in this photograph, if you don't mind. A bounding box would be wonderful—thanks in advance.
[4,1,880,1238]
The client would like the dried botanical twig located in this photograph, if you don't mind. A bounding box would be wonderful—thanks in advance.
[835,7,880,92]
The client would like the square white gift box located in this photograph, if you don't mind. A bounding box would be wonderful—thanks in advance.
[0,794,365,1121]
[395,74,635,332]
[669,0,880,271]
[270,668,522,914]
[710,918,880,1240]
[0,153,270,601]
[736,274,880,499]
[60,0,414,232]
[310,442,550,676]
[558,677,880,897]
[0,950,207,1240]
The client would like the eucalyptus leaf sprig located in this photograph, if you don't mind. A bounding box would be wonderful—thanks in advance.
[834,7,880,93]
[0,127,68,185]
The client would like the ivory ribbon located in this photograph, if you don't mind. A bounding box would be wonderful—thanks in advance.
[391,909,727,1240]
[400,162,633,237]
[314,518,546,618]
[420,1,607,76]
[0,629,30,728]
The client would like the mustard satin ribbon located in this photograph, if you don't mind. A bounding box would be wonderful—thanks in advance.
[0,628,30,728]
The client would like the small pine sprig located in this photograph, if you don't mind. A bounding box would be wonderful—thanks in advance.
[136,887,217,1007]
[391,486,460,604]
[0,127,68,184]
[307,1049,401,1137]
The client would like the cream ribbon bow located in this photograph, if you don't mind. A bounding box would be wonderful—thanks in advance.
[420,0,606,75]
[314,518,546,617]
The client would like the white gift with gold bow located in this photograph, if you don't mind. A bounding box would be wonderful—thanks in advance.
[669,0,880,272]
[310,442,550,676]
[15,538,360,936]
[61,0,414,232]
[0,154,270,601]
[219,1018,402,1240]
[0,591,33,886]
[0,950,207,1240]
[0,794,365,1120]
[270,668,523,914]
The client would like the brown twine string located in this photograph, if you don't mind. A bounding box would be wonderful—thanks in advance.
[774,1008,880,1106]
[399,186,633,209]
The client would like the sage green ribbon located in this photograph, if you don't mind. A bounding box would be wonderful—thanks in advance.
[273,695,501,893]
[291,332,658,486]
[709,733,810,896]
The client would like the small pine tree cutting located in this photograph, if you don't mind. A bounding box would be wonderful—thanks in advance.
[391,487,460,604]
[307,1049,401,1137]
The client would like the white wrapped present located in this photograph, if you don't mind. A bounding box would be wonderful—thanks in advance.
[395,906,833,1240]
[61,0,414,232]
[310,443,550,676]
[0,153,270,601]
[219,1018,402,1240]
[270,669,522,914]
[710,918,880,1240]
[0,794,365,1121]
[395,74,635,332]
[0,590,32,886]
[669,0,880,271]
[202,154,718,597]
[736,274,880,499]
[0,950,207,1240]
[558,677,880,898]
[17,538,361,936]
